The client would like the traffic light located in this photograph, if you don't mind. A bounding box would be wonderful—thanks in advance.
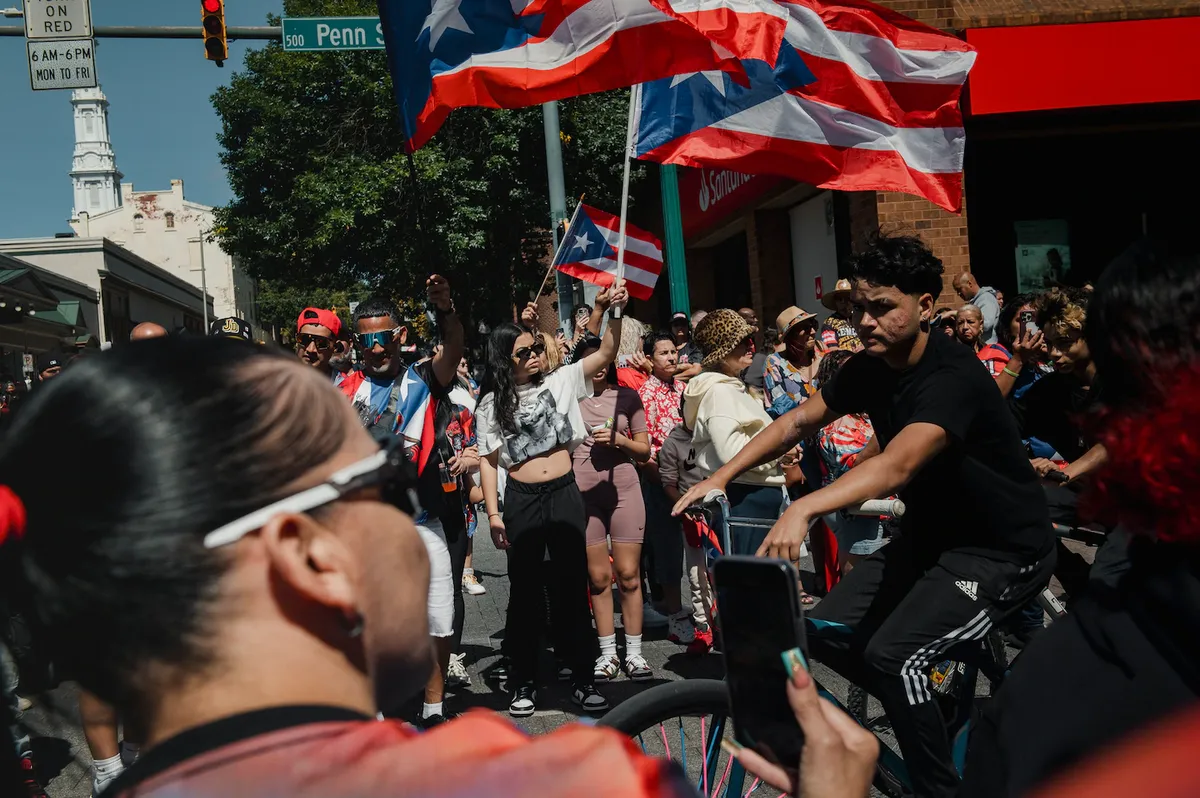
[201,0,227,66]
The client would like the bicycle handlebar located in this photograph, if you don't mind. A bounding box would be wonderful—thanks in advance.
[697,490,905,520]
[1045,469,1070,485]
[847,499,906,519]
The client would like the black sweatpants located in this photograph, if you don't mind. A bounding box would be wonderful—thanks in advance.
[443,518,469,654]
[502,472,598,689]
[808,533,1054,798]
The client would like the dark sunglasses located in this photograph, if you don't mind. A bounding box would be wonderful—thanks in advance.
[203,436,420,549]
[354,326,405,350]
[513,341,547,362]
[296,333,334,351]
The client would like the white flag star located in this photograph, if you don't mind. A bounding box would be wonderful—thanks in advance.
[573,232,592,252]
[669,71,727,96]
[421,0,473,50]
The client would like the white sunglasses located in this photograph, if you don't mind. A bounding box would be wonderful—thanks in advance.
[203,440,420,550]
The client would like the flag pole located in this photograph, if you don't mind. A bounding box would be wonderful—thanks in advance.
[610,83,641,320]
[535,196,585,300]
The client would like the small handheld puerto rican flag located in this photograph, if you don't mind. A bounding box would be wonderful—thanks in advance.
[553,204,663,301]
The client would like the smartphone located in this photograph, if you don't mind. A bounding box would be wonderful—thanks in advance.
[555,327,565,337]
[713,556,807,769]
[616,354,630,368]
[1019,309,1038,340]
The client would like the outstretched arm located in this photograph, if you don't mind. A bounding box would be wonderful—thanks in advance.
[427,274,463,388]
[672,391,841,515]
[757,422,948,561]
[579,282,630,376]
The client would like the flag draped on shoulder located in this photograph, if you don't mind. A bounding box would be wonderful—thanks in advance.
[634,0,977,212]
[393,367,438,476]
[554,204,663,301]
[379,0,745,152]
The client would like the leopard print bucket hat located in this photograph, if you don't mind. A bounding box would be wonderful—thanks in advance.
[694,309,755,369]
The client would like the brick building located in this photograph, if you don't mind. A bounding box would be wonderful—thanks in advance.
[651,0,1200,330]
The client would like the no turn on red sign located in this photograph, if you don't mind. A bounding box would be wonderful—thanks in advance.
[23,0,92,40]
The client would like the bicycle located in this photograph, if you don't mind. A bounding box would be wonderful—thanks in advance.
[599,494,1012,798]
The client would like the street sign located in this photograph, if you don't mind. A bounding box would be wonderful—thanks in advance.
[23,0,92,40]
[282,16,383,52]
[27,38,97,90]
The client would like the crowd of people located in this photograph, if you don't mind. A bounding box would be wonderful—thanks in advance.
[0,229,1197,798]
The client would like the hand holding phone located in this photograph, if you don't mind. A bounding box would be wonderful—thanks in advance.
[713,556,807,769]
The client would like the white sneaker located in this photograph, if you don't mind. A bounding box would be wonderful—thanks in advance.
[572,684,610,713]
[462,572,487,596]
[92,766,123,798]
[668,611,696,644]
[642,601,670,629]
[593,654,620,680]
[624,654,652,679]
[447,653,471,688]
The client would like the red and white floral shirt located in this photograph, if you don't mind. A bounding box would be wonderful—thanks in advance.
[638,374,685,460]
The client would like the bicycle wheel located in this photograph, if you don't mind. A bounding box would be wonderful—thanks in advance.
[600,680,767,797]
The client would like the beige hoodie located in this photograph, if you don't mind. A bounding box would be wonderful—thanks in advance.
[682,371,784,486]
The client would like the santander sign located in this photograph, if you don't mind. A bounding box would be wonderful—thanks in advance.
[678,166,782,239]
[697,168,755,213]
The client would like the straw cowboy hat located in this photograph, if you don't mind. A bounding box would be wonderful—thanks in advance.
[822,278,854,311]
[775,306,818,340]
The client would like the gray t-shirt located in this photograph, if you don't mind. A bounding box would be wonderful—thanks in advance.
[476,362,590,470]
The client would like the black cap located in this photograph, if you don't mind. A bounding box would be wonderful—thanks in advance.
[210,317,252,342]
[37,351,65,372]
[671,312,689,324]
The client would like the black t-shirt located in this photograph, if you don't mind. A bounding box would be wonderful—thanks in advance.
[821,331,1052,561]
[677,341,700,366]
[407,360,465,535]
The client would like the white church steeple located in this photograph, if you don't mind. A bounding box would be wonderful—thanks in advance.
[69,86,123,220]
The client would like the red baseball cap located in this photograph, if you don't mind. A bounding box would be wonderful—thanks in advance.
[296,308,342,338]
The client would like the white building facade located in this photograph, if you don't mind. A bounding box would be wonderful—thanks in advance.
[66,88,259,334]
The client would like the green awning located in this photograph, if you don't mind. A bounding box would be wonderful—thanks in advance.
[32,301,85,329]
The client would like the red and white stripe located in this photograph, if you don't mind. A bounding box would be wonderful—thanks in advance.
[642,0,976,212]
[557,204,664,301]
[412,0,735,151]
[647,0,790,64]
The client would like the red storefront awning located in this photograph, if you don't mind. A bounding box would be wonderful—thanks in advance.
[966,17,1200,116]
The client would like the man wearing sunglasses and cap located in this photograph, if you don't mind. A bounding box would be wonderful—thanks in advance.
[818,278,864,355]
[340,275,468,728]
[295,307,347,385]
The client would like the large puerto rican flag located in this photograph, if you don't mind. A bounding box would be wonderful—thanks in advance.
[379,0,785,152]
[554,204,663,300]
[634,0,977,212]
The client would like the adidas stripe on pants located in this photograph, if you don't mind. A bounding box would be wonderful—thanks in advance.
[807,532,1054,798]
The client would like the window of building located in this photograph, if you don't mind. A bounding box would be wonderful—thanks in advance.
[133,213,144,232]
[83,111,95,136]
[87,183,100,208]
[165,212,175,230]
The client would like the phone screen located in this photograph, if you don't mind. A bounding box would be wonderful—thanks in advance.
[714,556,806,767]
[1019,310,1037,339]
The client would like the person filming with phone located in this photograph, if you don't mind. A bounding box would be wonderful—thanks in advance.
[674,231,1055,798]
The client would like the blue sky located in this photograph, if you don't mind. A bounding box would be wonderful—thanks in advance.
[0,0,284,238]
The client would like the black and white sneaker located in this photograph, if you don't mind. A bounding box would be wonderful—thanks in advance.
[572,684,610,713]
[509,685,537,717]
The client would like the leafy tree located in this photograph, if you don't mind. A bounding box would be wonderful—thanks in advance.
[211,0,649,330]
[255,280,353,341]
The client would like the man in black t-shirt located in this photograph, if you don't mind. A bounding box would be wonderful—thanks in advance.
[675,232,1054,798]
